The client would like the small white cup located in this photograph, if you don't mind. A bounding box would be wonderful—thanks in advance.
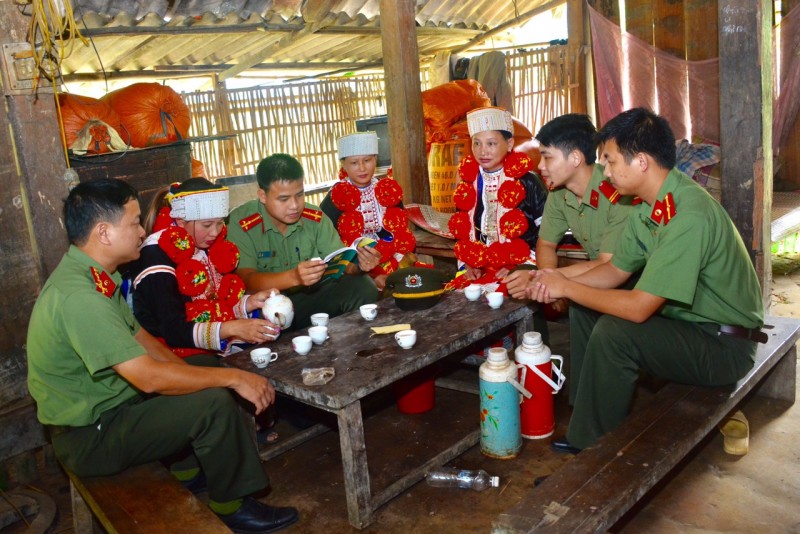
[464,284,482,301]
[486,291,504,309]
[292,335,313,356]
[395,329,417,349]
[250,348,278,369]
[359,304,378,321]
[310,313,330,327]
[308,326,329,345]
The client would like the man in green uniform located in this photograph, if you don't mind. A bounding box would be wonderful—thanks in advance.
[27,178,298,533]
[506,113,633,404]
[228,153,380,330]
[523,108,765,452]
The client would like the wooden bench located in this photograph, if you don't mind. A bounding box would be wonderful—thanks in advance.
[493,315,800,533]
[66,461,230,533]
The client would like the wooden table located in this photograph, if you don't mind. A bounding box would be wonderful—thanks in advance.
[226,292,537,529]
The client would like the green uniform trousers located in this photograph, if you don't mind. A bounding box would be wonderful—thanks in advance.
[287,273,378,330]
[566,309,756,449]
[52,383,268,503]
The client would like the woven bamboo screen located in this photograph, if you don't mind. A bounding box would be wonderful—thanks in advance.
[507,44,580,136]
[185,46,576,187]
[184,75,389,187]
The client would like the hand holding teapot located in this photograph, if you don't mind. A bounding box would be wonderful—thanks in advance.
[262,289,294,329]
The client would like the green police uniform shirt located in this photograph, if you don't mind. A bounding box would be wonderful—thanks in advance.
[27,246,144,426]
[539,164,633,260]
[612,169,764,328]
[227,199,343,274]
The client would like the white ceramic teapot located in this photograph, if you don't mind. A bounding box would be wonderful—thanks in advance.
[262,290,294,329]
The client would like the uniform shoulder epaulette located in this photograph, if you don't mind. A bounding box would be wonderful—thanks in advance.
[650,192,676,225]
[239,213,263,232]
[90,266,116,298]
[598,180,621,204]
[301,207,323,222]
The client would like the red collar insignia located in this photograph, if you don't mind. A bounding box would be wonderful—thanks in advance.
[650,193,676,225]
[632,196,643,205]
[239,213,263,232]
[301,207,323,223]
[598,180,621,204]
[589,189,600,209]
[90,267,116,298]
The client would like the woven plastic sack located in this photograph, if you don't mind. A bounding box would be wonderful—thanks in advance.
[102,83,190,148]
[422,80,490,134]
[58,93,126,154]
[191,158,207,178]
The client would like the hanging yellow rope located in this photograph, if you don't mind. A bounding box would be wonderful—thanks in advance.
[25,0,89,165]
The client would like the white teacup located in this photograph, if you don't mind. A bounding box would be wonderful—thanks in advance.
[292,335,313,356]
[308,326,329,345]
[250,348,278,369]
[486,291,504,309]
[395,329,417,349]
[310,313,329,327]
[360,304,378,321]
[464,284,482,301]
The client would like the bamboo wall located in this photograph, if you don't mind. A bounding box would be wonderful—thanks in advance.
[185,45,576,188]
[184,76,390,186]
[508,45,582,135]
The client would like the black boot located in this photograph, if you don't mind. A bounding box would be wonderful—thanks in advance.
[217,498,299,533]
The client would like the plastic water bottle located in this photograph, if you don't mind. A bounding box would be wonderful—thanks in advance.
[425,468,499,491]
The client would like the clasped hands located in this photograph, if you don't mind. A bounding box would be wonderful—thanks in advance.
[504,268,569,304]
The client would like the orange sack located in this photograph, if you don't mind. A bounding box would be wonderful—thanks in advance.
[102,83,191,148]
[58,93,125,154]
[191,158,207,178]
[422,80,491,144]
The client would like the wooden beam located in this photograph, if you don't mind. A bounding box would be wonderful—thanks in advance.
[76,23,479,39]
[219,30,303,81]
[379,0,429,205]
[718,0,773,301]
[449,0,564,55]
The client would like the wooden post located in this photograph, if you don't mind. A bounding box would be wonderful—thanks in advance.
[718,0,772,303]
[379,0,430,205]
[0,0,69,424]
[567,0,588,115]
[0,7,70,278]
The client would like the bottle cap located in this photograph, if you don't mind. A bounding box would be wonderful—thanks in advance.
[486,347,508,363]
[522,331,543,347]
[490,476,500,487]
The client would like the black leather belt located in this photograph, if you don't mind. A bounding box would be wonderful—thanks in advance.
[719,325,769,344]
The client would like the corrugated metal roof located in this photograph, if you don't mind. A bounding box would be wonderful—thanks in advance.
[60,0,557,83]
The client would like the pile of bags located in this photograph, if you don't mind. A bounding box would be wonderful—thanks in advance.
[59,83,206,176]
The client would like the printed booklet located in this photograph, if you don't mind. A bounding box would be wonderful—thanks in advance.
[321,237,377,281]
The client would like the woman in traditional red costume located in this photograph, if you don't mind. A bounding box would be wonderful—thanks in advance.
[320,132,416,290]
[448,107,548,286]
[127,178,281,358]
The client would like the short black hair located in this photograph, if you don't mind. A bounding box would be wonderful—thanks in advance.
[64,178,139,246]
[536,113,597,164]
[256,154,304,191]
[596,108,676,169]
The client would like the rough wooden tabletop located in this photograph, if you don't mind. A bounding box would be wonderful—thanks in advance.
[225,292,535,410]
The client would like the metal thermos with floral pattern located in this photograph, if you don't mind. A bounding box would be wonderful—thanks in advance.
[479,347,526,459]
